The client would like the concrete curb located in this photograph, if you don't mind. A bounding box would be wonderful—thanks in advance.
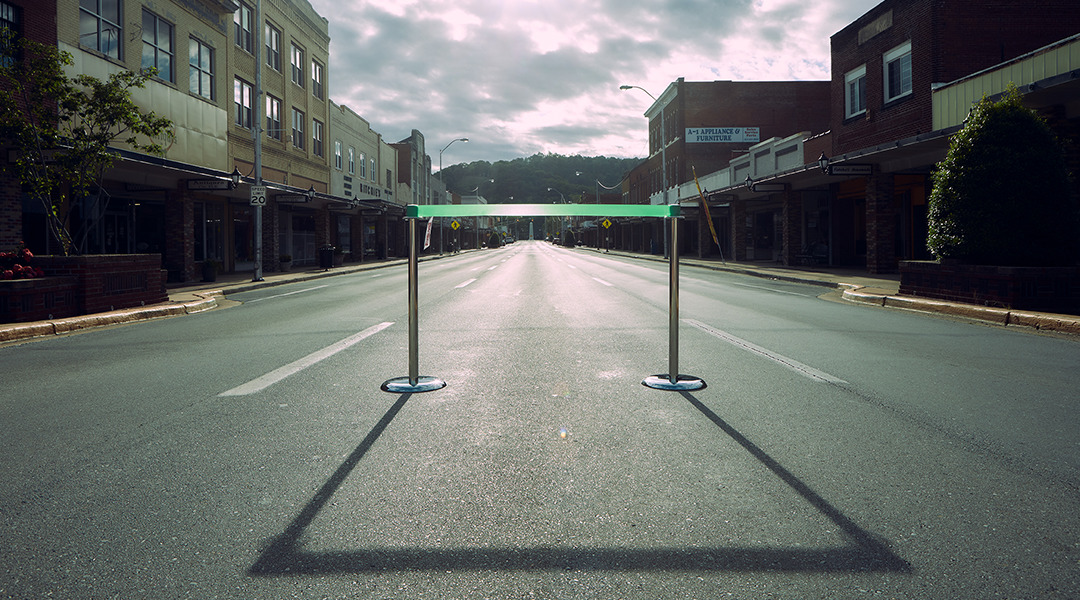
[841,286,1080,335]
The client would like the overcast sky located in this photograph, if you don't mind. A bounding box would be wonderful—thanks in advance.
[305,0,883,169]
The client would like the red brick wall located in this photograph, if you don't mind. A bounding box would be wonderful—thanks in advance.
[33,254,168,315]
[831,0,1080,156]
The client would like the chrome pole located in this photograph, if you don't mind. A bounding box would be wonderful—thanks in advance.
[408,217,419,385]
[668,215,679,383]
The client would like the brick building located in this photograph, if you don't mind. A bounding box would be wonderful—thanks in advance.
[645,0,1080,273]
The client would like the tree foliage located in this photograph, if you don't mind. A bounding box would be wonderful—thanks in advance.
[0,34,174,255]
[440,153,641,205]
[927,86,1077,266]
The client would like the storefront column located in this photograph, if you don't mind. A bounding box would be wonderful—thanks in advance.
[164,189,193,282]
[731,196,747,261]
[781,188,802,266]
[865,173,896,274]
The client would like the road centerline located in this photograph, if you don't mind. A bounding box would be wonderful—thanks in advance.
[685,319,846,384]
[218,322,395,397]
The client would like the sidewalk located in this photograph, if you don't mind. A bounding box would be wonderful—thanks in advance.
[2,246,1078,344]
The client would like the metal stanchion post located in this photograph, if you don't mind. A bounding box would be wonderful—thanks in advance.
[381,216,447,393]
[643,216,706,391]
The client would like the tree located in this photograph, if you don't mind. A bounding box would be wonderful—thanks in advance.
[927,86,1078,266]
[0,35,173,255]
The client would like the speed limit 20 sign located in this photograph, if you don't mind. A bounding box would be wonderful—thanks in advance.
[250,185,267,206]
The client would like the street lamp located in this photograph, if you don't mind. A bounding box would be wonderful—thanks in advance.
[439,138,468,182]
[230,167,242,189]
[818,152,830,175]
[621,83,670,257]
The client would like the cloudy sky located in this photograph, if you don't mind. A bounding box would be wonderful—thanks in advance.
[305,0,883,169]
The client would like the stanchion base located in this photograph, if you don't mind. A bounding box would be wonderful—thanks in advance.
[642,374,707,391]
[381,376,447,394]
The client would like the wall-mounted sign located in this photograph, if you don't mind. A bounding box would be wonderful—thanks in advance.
[275,194,310,203]
[187,179,231,190]
[686,127,760,143]
[829,164,873,176]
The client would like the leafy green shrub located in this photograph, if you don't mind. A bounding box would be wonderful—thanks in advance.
[561,230,576,247]
[927,86,1077,266]
[487,232,502,248]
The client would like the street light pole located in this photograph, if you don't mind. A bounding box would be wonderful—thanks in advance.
[621,84,669,258]
[438,138,468,254]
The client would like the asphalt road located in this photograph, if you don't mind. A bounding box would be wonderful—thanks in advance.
[1,240,1077,599]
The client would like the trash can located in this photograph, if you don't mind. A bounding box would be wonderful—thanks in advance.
[318,245,335,269]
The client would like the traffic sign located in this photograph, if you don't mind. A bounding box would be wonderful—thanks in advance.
[450,220,460,230]
[602,219,612,229]
[250,185,267,206]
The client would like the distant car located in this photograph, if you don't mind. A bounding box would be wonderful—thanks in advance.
[552,237,560,244]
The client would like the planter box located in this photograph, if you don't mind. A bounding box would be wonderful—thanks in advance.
[15,254,169,320]
[900,261,1080,315]
[0,276,80,323]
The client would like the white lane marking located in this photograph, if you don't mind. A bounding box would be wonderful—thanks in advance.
[567,264,577,269]
[456,278,477,288]
[218,322,395,396]
[245,285,329,303]
[728,281,817,297]
[592,277,614,287]
[684,319,846,384]
[487,265,498,271]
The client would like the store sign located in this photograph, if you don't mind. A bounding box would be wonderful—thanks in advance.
[187,179,232,190]
[686,127,760,143]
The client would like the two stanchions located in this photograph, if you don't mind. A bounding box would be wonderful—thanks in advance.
[381,205,704,393]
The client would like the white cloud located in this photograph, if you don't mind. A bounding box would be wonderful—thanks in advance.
[310,0,883,166]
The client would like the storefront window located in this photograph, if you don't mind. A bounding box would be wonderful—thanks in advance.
[194,201,225,262]
[336,215,351,253]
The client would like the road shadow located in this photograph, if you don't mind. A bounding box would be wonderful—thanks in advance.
[249,391,910,575]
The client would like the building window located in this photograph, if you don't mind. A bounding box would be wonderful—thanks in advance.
[290,43,304,88]
[188,38,214,100]
[348,147,355,174]
[0,1,20,67]
[141,10,174,82]
[370,158,375,181]
[334,141,342,170]
[265,23,281,71]
[80,0,121,59]
[311,59,324,99]
[291,108,305,150]
[265,94,281,140]
[884,41,912,103]
[234,77,253,129]
[845,64,866,118]
[232,2,250,53]
[312,118,324,157]
[359,153,366,179]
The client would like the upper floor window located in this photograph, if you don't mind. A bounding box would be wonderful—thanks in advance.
[290,43,304,88]
[0,1,20,66]
[884,41,912,103]
[311,59,324,99]
[265,94,282,140]
[334,141,342,170]
[234,77,253,129]
[348,147,355,175]
[370,158,375,181]
[359,153,366,179]
[265,23,281,71]
[188,38,214,100]
[80,0,121,59]
[141,10,174,82]
[291,108,305,150]
[845,64,866,119]
[312,118,324,157]
[234,2,252,53]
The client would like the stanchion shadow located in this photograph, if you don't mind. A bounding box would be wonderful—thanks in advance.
[249,391,910,576]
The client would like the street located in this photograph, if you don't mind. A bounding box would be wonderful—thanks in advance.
[1,240,1078,599]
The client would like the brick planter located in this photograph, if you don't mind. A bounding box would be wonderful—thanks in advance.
[899,260,1080,315]
[0,276,80,323]
[19,254,168,319]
